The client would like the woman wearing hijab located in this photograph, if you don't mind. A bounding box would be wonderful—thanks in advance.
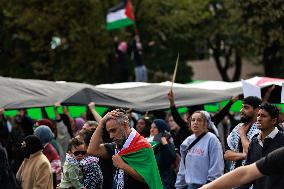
[149,119,176,189]
[34,125,62,186]
[175,111,224,189]
[35,119,64,160]
[16,135,53,189]
[200,111,219,137]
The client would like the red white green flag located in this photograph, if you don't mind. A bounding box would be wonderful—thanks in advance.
[106,0,135,30]
[118,130,163,189]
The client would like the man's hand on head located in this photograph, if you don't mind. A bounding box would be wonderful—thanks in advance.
[101,110,120,125]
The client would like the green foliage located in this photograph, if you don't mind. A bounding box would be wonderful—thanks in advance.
[0,0,283,84]
[237,0,284,77]
[1,0,113,84]
[0,0,195,83]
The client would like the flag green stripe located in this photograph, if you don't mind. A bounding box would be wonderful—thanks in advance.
[121,147,163,189]
[150,141,160,149]
[106,18,134,30]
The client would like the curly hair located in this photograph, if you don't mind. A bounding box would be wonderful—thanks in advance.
[105,108,130,127]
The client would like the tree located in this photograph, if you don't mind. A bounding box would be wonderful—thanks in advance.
[237,0,284,78]
[0,0,113,84]
[133,0,200,82]
[2,0,282,84]
[0,0,195,84]
[205,1,244,81]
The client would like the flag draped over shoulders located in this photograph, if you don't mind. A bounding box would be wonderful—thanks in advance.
[106,0,135,30]
[118,131,163,189]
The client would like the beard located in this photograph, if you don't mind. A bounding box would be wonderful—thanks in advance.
[240,115,253,123]
[115,137,126,149]
[115,129,127,149]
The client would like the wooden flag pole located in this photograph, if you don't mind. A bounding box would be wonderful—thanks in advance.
[170,53,180,91]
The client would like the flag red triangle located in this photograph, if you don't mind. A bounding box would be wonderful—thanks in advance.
[125,0,135,20]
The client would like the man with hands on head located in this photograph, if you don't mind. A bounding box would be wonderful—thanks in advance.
[87,109,163,189]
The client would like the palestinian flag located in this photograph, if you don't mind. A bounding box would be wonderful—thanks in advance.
[118,130,163,189]
[106,0,135,30]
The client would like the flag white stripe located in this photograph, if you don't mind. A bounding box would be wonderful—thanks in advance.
[107,9,127,23]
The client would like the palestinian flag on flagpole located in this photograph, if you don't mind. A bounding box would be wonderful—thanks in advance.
[118,130,163,189]
[106,0,135,30]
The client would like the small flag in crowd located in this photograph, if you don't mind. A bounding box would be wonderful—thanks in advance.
[106,0,135,30]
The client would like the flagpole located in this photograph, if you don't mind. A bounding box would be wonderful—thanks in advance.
[170,53,180,91]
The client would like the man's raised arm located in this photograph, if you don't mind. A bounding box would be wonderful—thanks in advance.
[87,112,113,158]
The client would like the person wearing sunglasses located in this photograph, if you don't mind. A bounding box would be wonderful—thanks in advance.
[59,138,86,189]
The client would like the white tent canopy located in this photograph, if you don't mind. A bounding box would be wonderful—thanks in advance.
[0,76,283,112]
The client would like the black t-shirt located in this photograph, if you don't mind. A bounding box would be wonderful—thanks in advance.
[104,143,149,189]
[256,147,284,189]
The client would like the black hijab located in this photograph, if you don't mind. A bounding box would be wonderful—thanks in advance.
[22,135,43,158]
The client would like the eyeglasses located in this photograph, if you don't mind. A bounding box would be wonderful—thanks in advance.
[73,150,86,156]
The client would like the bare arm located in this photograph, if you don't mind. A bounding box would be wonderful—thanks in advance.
[88,102,102,122]
[54,103,61,121]
[87,116,109,158]
[200,163,263,189]
[40,107,49,119]
[63,106,75,130]
[239,123,251,154]
[224,150,246,161]
[112,154,145,183]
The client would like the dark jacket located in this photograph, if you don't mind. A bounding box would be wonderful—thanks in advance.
[154,142,176,189]
[239,131,284,189]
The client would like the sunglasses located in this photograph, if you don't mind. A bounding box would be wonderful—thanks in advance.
[73,150,86,156]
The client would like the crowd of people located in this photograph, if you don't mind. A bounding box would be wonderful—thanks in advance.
[1,89,284,189]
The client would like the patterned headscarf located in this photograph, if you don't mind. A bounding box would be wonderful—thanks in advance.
[200,111,219,137]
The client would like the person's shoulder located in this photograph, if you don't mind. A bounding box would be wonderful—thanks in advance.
[276,131,284,137]
[180,135,194,147]
[207,132,216,137]
[248,136,259,149]
[231,123,243,133]
[207,132,221,142]
[274,131,284,144]
[36,153,52,169]
[40,152,50,161]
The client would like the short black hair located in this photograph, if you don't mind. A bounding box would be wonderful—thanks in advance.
[67,138,84,152]
[259,103,279,120]
[243,96,262,109]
